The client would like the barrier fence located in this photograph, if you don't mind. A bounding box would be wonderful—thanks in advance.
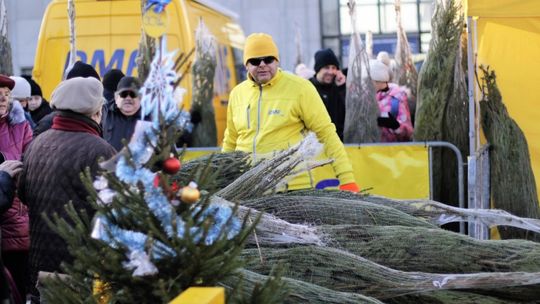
[184,141,490,237]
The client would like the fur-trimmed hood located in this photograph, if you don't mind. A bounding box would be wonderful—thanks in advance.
[8,99,27,125]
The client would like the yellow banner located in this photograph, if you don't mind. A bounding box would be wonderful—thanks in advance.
[345,145,429,199]
[184,144,430,200]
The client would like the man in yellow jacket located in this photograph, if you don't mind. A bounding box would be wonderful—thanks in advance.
[222,33,359,192]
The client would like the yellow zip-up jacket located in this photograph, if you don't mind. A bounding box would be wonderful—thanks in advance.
[222,69,355,190]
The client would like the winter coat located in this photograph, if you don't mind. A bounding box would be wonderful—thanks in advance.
[1,197,29,252]
[0,100,33,161]
[309,77,346,141]
[29,100,53,124]
[0,100,32,253]
[32,111,56,139]
[223,69,354,190]
[102,102,147,151]
[376,83,413,142]
[0,171,14,215]
[18,112,116,296]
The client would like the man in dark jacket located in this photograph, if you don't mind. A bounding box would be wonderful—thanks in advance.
[309,48,347,141]
[102,76,146,151]
[18,77,116,302]
[102,69,125,104]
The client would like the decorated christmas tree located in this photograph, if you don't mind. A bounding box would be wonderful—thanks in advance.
[39,35,286,303]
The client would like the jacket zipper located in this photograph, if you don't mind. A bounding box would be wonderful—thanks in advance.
[252,85,263,159]
[246,104,251,129]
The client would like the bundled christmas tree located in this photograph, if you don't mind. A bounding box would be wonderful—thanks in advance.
[39,38,286,303]
[0,0,13,75]
[191,19,218,147]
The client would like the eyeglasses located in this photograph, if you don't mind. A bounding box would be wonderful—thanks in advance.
[247,57,275,66]
[119,90,138,98]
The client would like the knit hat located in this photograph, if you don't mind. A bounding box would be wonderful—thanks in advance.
[376,51,391,67]
[243,33,279,65]
[9,76,31,99]
[0,75,15,90]
[51,77,104,116]
[116,76,141,93]
[369,59,390,82]
[314,48,340,73]
[102,69,125,93]
[21,75,43,97]
[66,61,101,81]
[294,63,315,79]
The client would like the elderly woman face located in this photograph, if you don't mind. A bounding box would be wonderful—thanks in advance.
[0,87,11,117]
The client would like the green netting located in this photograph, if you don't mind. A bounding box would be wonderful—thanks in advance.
[191,20,218,147]
[343,2,380,143]
[173,151,250,192]
[386,290,525,304]
[220,269,384,304]
[394,0,418,121]
[318,224,540,273]
[479,66,540,240]
[241,195,434,228]
[241,246,540,301]
[414,0,464,206]
[285,190,540,234]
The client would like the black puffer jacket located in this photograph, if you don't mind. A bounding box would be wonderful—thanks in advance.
[29,100,53,124]
[0,171,14,214]
[309,77,346,141]
[32,111,56,139]
[18,115,116,297]
[102,103,149,151]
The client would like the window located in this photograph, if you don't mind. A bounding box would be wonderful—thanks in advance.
[320,0,434,67]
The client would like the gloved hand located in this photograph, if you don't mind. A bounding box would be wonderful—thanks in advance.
[377,112,400,130]
[339,182,360,193]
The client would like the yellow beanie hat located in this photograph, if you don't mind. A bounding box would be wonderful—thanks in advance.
[243,33,279,65]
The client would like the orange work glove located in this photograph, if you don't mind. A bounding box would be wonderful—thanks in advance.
[339,182,360,193]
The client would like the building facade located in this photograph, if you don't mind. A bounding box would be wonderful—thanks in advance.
[6,0,432,75]
[5,0,50,75]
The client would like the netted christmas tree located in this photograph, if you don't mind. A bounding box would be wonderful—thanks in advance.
[39,38,286,303]
[0,0,13,75]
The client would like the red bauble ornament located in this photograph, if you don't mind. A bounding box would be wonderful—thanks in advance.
[163,157,181,174]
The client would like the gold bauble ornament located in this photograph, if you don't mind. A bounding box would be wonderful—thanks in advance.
[179,182,200,204]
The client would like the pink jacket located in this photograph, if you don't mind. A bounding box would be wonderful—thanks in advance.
[0,101,32,252]
[376,83,413,142]
[0,118,32,161]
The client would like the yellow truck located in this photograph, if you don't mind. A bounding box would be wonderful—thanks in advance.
[33,0,246,144]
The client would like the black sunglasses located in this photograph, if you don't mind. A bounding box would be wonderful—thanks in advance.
[247,56,275,66]
[119,90,138,98]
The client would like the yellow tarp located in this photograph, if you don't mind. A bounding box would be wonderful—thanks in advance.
[468,1,540,204]
[467,0,540,18]
[184,145,430,200]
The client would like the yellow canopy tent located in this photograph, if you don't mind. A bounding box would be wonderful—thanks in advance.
[467,0,540,203]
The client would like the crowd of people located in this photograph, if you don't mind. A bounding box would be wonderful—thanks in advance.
[0,31,413,303]
[299,47,414,143]
[0,62,188,303]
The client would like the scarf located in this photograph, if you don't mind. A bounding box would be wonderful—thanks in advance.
[51,111,101,137]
